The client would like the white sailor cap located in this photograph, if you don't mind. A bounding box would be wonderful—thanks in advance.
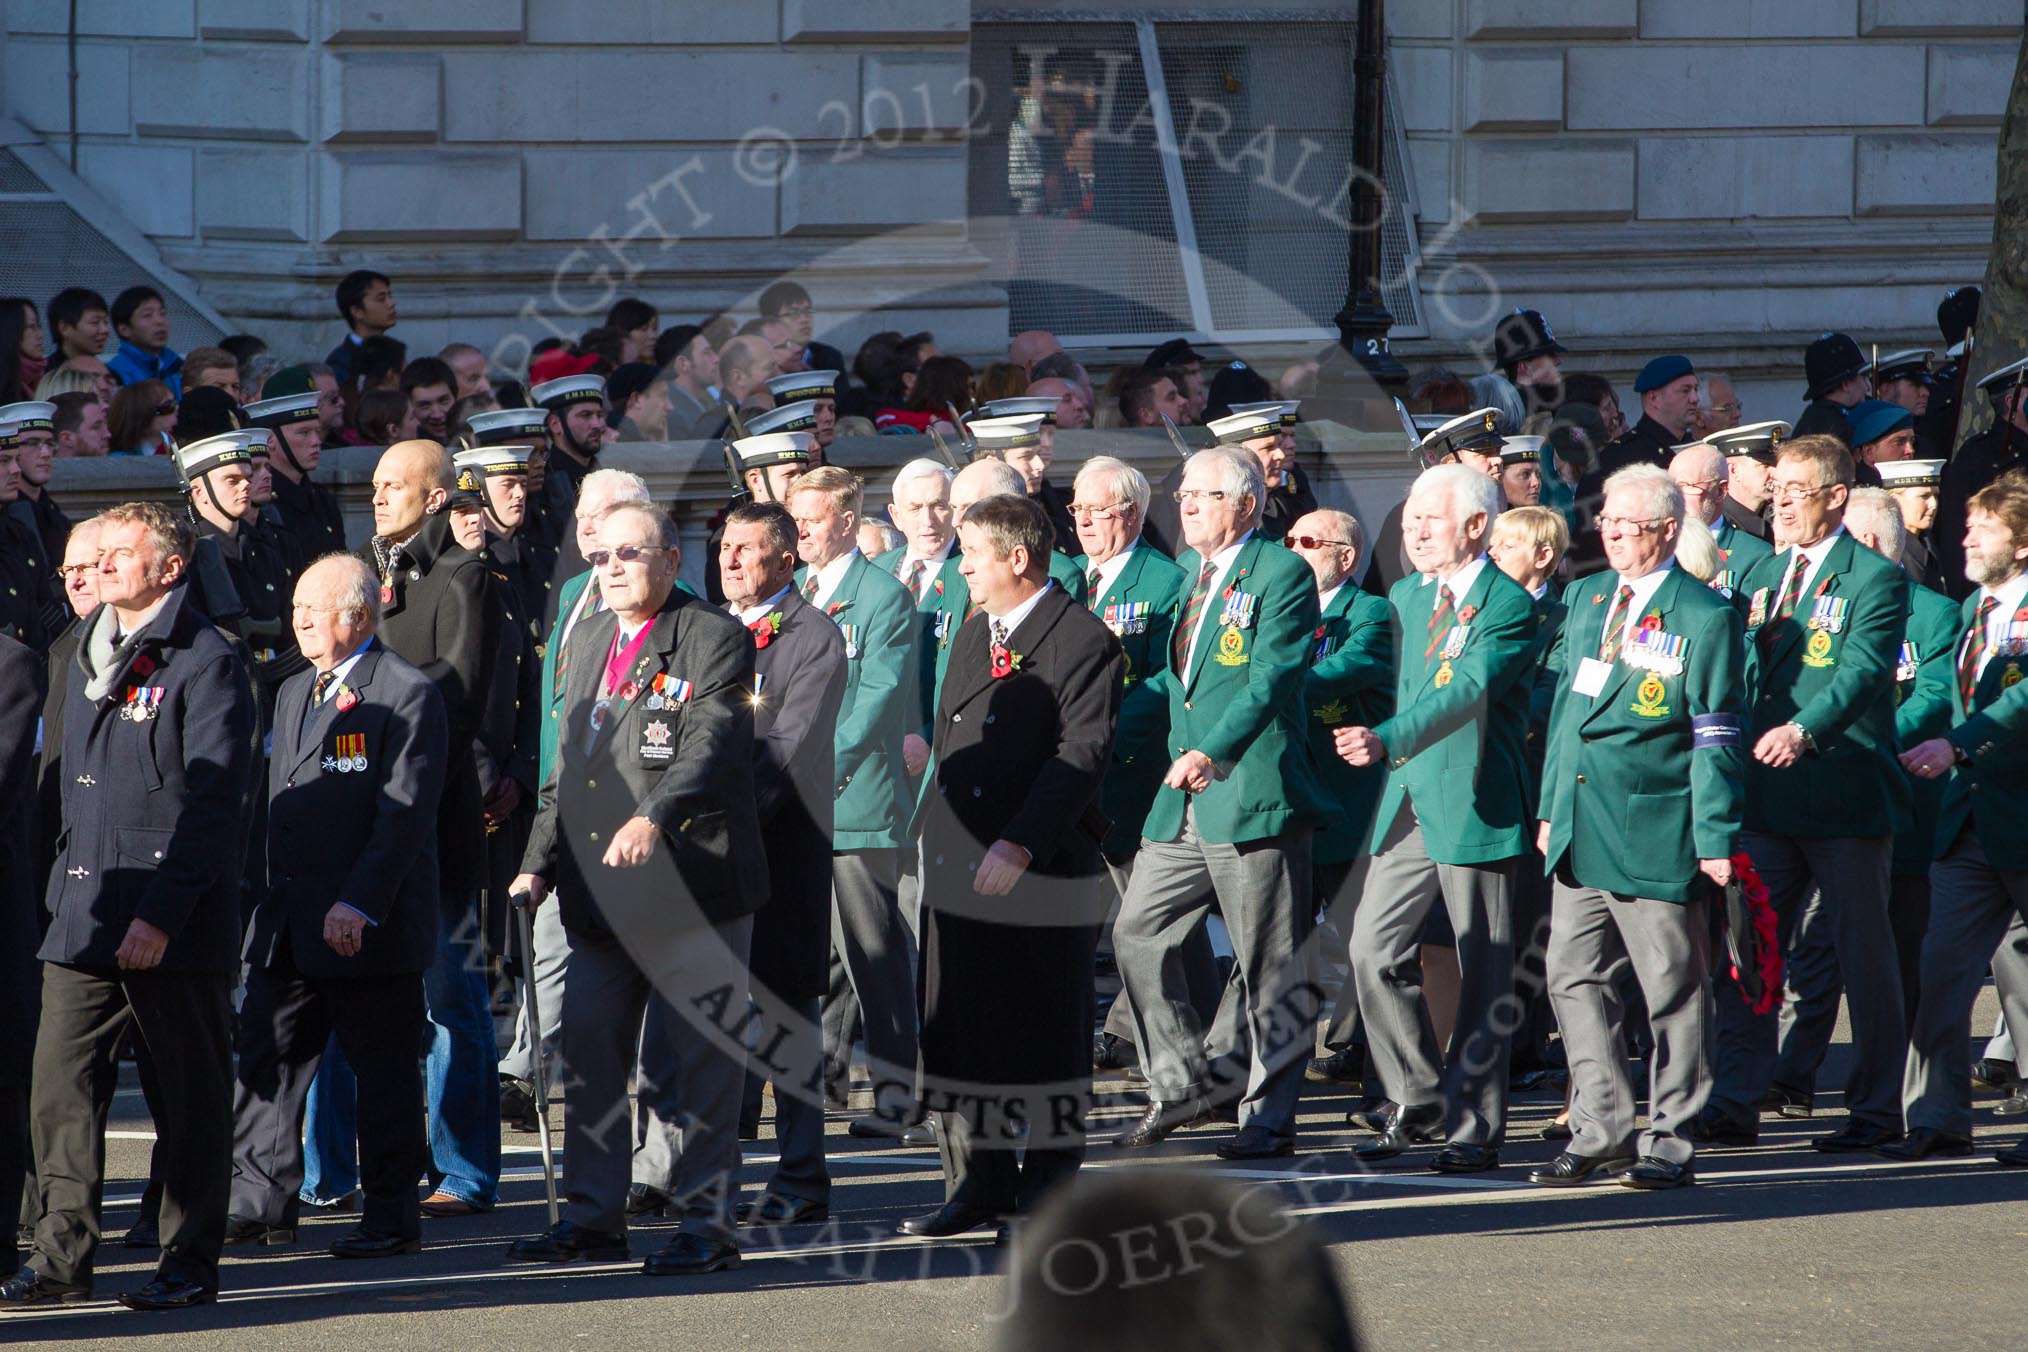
[465,407,550,446]
[745,400,822,437]
[968,396,1060,426]
[1977,355,2028,398]
[1705,420,1792,462]
[765,369,839,403]
[966,414,1047,450]
[174,431,254,483]
[453,443,532,478]
[0,401,55,440]
[730,430,815,470]
[242,392,321,428]
[1500,435,1545,465]
[1207,406,1283,443]
[530,374,606,411]
[1231,399,1299,427]
[1876,458,1944,489]
[1416,408,1505,462]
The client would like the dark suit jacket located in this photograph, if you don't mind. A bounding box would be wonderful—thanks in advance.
[367,513,497,898]
[743,589,846,1001]
[35,619,81,898]
[917,585,1122,1088]
[41,585,256,974]
[269,469,348,564]
[1720,493,1769,542]
[522,586,767,941]
[0,634,44,1085]
[249,643,449,979]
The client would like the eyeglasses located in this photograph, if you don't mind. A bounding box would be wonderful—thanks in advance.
[1677,477,1723,495]
[57,563,98,580]
[770,304,814,320]
[1172,489,1229,504]
[1707,402,1742,418]
[155,399,178,416]
[1768,483,1833,505]
[1289,535,1353,550]
[1597,516,1667,534]
[586,544,669,567]
[1067,503,1128,520]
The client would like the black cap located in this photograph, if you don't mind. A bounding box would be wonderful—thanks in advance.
[1939,285,1981,347]
[1202,360,1272,421]
[605,362,659,417]
[1803,333,1866,400]
[1491,308,1565,372]
[1143,338,1203,371]
[174,386,244,446]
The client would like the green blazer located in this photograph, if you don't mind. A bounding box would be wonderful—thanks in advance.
[797,552,915,850]
[1936,587,2028,869]
[911,550,1088,740]
[1737,531,1911,838]
[1367,561,1538,865]
[1893,583,1960,875]
[537,569,595,804]
[1540,566,1746,901]
[1076,545,1185,856]
[1525,592,1568,769]
[1305,585,1395,866]
[1711,518,1774,599]
[1142,535,1332,845]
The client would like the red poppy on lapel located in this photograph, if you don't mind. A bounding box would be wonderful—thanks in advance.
[1313,625,1326,640]
[1637,611,1663,635]
[749,612,782,650]
[990,645,1021,679]
[335,690,358,713]
[130,654,156,678]
[618,680,639,701]
[1459,604,1477,623]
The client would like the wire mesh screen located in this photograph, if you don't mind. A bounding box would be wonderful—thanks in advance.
[0,202,224,348]
[968,23,1195,340]
[969,16,1420,344]
[0,151,50,193]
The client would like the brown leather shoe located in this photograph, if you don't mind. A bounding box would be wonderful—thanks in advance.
[420,1192,487,1217]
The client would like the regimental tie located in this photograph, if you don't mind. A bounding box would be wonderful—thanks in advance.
[1774,554,1809,622]
[1174,561,1218,672]
[1423,584,1457,662]
[1960,595,1998,709]
[311,670,336,706]
[801,576,819,604]
[899,557,924,598]
[1086,568,1102,605]
[1599,584,1635,663]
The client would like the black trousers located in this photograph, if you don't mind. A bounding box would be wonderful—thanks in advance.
[229,950,428,1240]
[28,962,233,1290]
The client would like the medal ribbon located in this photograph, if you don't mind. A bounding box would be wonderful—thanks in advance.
[604,623,654,697]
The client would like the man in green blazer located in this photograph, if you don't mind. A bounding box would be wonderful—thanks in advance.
[1285,509,1394,1073]
[1111,447,1331,1159]
[1532,465,1745,1191]
[1768,490,1957,1114]
[1336,457,1539,1174]
[1893,470,2028,1164]
[1700,435,1912,1154]
[788,468,924,1140]
[1067,457,1225,1070]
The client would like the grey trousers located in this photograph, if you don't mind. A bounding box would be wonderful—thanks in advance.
[1547,881,1710,1165]
[498,893,571,1085]
[1100,852,1223,1047]
[1713,833,1904,1128]
[1115,811,1315,1137]
[1349,809,1516,1146]
[1903,836,2028,1134]
[1987,914,2028,1061]
[559,918,751,1241]
[819,849,919,1120]
[1316,855,1372,1051]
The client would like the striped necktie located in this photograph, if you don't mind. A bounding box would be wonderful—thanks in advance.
[1087,567,1102,605]
[899,556,924,598]
[1174,561,1218,673]
[1599,585,1634,663]
[801,575,819,604]
[1423,584,1457,662]
[312,670,336,706]
[1960,595,1998,710]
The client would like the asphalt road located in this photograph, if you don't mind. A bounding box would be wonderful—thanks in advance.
[4,986,2024,1352]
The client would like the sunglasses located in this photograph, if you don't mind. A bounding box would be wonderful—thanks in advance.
[1290,535,1353,550]
[155,399,178,416]
[586,544,668,567]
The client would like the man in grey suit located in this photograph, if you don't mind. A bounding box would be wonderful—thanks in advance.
[226,555,449,1258]
[506,503,765,1278]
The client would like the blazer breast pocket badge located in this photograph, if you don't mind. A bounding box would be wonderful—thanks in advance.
[1214,626,1249,666]
[1802,628,1837,669]
[639,717,675,763]
[1630,672,1671,719]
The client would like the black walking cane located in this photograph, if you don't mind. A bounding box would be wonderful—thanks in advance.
[508,889,560,1227]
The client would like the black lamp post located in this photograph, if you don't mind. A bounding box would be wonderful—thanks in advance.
[1332,0,1407,389]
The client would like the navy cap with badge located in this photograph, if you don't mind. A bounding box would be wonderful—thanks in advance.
[1867,349,1933,388]
[1704,420,1791,464]
[1415,407,1504,468]
[1633,354,1694,394]
[1977,354,2028,403]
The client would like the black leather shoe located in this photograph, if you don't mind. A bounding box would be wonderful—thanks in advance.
[1812,1120,1903,1153]
[847,1114,923,1140]
[737,1111,761,1141]
[1971,1057,2017,1090]
[503,1222,630,1265]
[1346,1096,1396,1133]
[901,1119,938,1147]
[1431,1143,1500,1174]
[0,1268,92,1309]
[1994,1139,2028,1167]
[626,1184,672,1218]
[641,1233,739,1276]
[1875,1127,1973,1160]
[122,1215,161,1250]
[1758,1082,1814,1119]
[896,1202,998,1238]
[1215,1126,1295,1160]
[735,1192,828,1226]
[117,1277,214,1311]
[1540,1120,1573,1141]
[500,1077,540,1132]
[1688,1106,1758,1146]
[1306,1048,1363,1085]
[1995,1091,2028,1118]
[1093,1033,1138,1072]
[1528,1151,1634,1186]
[1618,1156,1693,1190]
[1353,1103,1444,1162]
[330,1229,421,1260]
[1112,1100,1207,1149]
[223,1215,296,1246]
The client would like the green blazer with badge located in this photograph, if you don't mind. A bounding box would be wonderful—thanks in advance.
[1711,518,1774,600]
[1305,585,1396,865]
[1935,589,2028,869]
[1076,545,1185,856]
[1540,566,1746,902]
[1893,583,1960,874]
[796,551,916,851]
[1367,562,1538,865]
[1141,534,1331,846]
[1736,530,1911,838]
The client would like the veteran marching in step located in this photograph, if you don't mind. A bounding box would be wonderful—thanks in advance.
[13,291,2028,1322]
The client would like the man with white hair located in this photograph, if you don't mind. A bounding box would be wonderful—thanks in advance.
[877,459,956,604]
[1336,463,1539,1173]
[1670,442,1771,597]
[1111,447,1332,1159]
[1530,465,1745,1191]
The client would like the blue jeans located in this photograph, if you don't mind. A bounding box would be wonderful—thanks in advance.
[300,899,502,1208]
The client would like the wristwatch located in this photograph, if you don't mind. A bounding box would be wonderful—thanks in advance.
[1783,722,1816,754]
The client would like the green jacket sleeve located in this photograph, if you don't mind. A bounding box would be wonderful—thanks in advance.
[1687,599,1747,861]
[1192,570,1320,771]
[832,583,912,780]
[1897,598,1959,746]
[1373,587,1536,763]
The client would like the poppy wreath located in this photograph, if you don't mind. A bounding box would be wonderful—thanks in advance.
[1728,850,1783,1016]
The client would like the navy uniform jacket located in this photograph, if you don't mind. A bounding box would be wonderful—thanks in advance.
[0,635,44,1087]
[41,585,256,975]
[247,643,449,979]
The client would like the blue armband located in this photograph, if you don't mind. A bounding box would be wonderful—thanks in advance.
[1691,713,1741,749]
